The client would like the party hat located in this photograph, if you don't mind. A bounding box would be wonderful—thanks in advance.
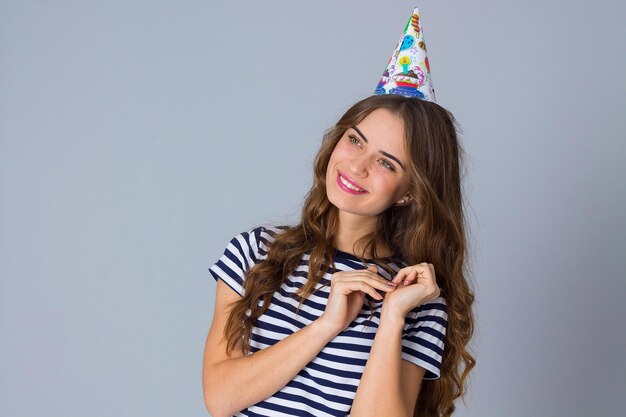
[374,7,435,101]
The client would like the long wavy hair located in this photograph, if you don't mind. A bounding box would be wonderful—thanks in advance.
[223,95,475,417]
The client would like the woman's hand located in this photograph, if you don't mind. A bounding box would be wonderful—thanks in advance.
[382,263,440,319]
[318,265,397,334]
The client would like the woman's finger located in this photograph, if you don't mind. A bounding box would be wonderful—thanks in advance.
[391,268,409,285]
[392,263,436,286]
[417,264,437,285]
[333,280,384,300]
[415,264,440,298]
[341,273,397,292]
[335,267,397,292]
[402,269,419,286]
[392,265,419,284]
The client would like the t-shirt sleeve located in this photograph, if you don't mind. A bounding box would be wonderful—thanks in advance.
[401,297,448,380]
[207,226,273,297]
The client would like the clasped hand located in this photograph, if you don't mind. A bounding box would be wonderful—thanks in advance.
[319,263,440,333]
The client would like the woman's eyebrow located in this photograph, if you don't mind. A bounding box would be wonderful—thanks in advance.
[380,151,405,170]
[352,126,405,170]
[353,126,369,143]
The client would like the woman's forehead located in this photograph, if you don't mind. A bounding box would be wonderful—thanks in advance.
[354,109,407,152]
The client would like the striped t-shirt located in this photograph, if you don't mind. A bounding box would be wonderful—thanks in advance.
[208,226,448,417]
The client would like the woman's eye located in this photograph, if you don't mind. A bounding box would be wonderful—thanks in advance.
[379,159,395,171]
[348,135,361,146]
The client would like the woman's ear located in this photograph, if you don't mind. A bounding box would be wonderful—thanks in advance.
[395,194,413,206]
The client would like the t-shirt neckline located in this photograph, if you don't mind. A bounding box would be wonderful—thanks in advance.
[331,248,398,263]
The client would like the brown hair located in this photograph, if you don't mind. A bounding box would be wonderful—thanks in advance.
[223,95,475,417]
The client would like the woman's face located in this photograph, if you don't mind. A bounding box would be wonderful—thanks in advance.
[326,108,412,219]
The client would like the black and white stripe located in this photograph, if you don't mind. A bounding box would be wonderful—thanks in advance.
[209,226,447,417]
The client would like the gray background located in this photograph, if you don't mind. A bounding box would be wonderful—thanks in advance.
[1,0,625,416]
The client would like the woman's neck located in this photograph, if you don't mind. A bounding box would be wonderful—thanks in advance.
[333,212,392,258]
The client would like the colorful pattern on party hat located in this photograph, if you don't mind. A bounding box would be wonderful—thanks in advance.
[374,7,435,101]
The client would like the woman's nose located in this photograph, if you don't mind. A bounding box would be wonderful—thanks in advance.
[348,153,370,176]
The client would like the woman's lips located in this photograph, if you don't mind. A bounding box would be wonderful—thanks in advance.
[336,172,368,195]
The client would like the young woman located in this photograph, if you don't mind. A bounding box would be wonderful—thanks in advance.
[203,94,475,417]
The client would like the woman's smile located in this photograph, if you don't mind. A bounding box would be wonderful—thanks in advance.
[337,171,368,194]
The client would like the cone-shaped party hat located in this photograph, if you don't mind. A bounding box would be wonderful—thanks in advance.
[374,7,435,101]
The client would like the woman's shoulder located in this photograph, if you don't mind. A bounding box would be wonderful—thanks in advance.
[251,224,289,237]
[406,295,448,325]
[246,224,289,242]
[235,224,290,254]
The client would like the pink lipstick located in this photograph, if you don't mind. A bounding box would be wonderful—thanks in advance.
[336,172,367,195]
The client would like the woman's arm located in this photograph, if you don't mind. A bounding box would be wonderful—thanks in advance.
[202,280,340,417]
[350,310,425,417]
[351,262,441,417]
[203,267,397,417]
